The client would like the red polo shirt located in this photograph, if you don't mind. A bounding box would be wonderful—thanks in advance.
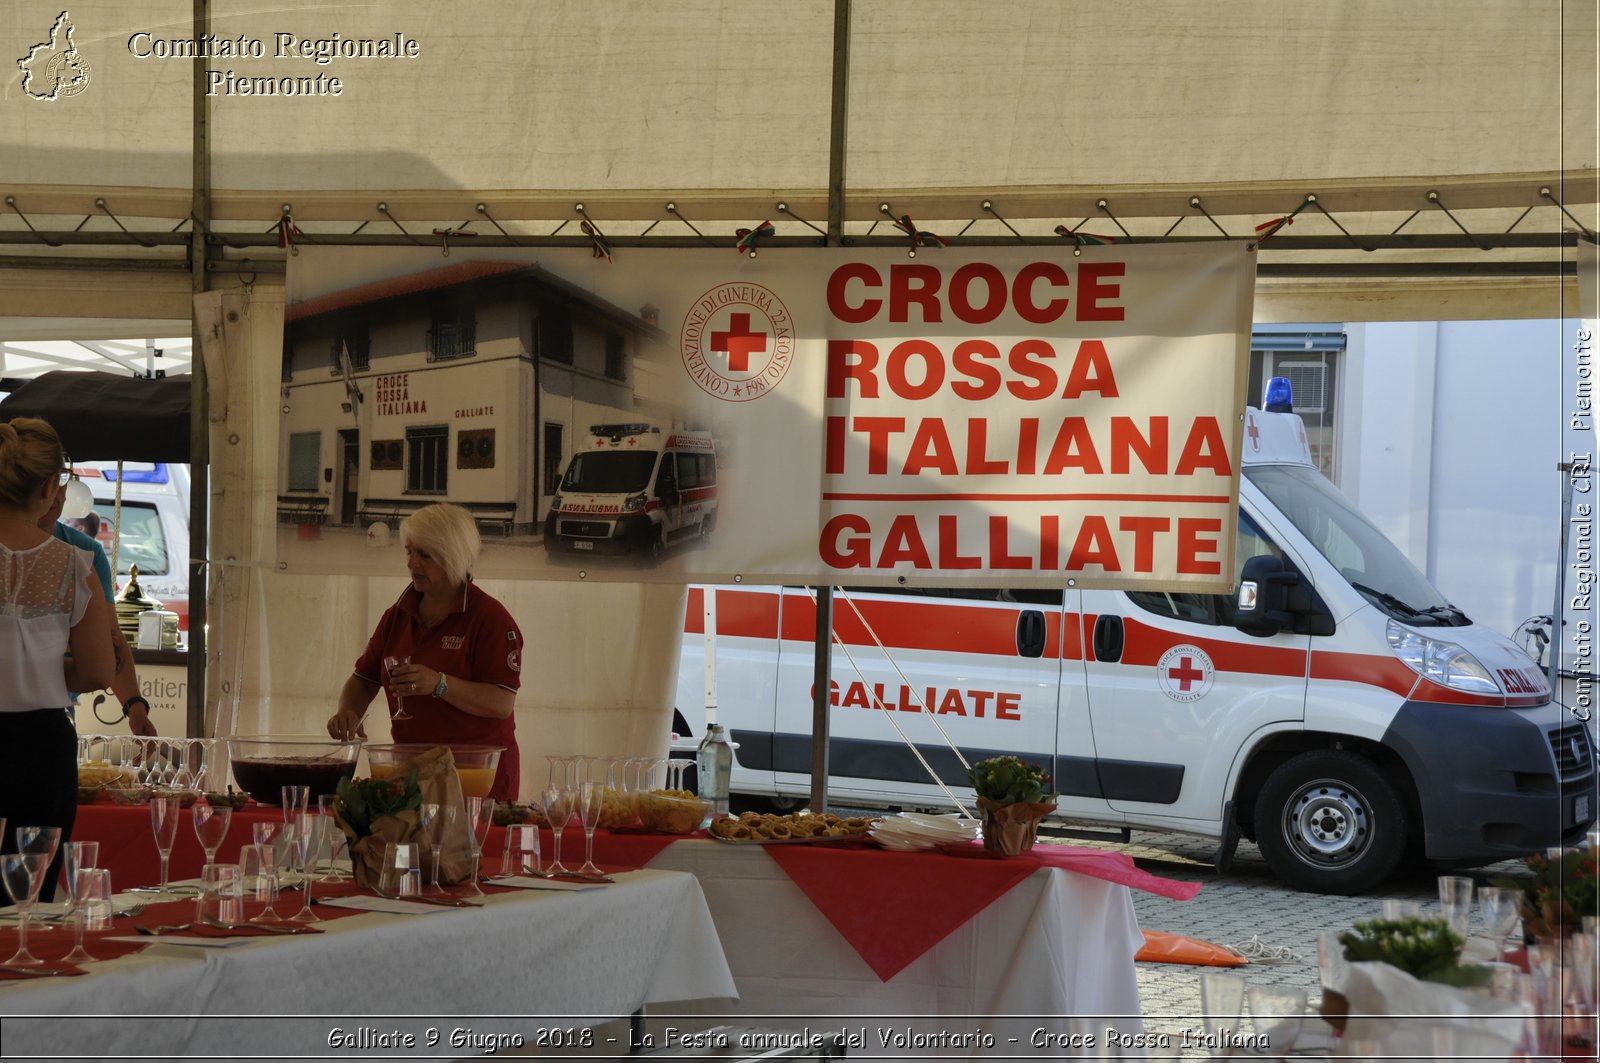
[353,580,523,801]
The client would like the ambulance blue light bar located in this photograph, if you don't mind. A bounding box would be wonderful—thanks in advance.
[1264,377,1294,413]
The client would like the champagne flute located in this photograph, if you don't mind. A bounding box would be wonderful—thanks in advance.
[0,853,48,966]
[576,781,606,878]
[464,796,495,895]
[383,654,413,720]
[148,796,180,899]
[316,794,348,882]
[540,785,571,875]
[242,844,283,923]
[62,839,99,919]
[192,799,233,870]
[284,816,320,923]
[418,803,444,896]
[63,868,111,964]
[1480,885,1521,963]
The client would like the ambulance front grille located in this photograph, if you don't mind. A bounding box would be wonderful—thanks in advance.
[1549,725,1594,776]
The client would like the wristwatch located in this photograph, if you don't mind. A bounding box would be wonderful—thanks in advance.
[123,695,150,719]
[432,674,449,699]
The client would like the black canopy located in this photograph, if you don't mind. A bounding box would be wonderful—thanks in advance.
[0,371,191,462]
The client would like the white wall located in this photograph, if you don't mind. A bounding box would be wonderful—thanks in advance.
[1339,319,1565,641]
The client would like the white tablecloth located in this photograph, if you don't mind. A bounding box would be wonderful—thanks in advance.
[0,868,735,1060]
[643,841,1146,1056]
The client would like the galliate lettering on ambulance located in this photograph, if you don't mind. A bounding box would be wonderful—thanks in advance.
[374,372,427,417]
[821,680,1022,721]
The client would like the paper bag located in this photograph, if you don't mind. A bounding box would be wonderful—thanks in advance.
[342,809,419,891]
[1339,961,1526,1062]
[408,746,475,885]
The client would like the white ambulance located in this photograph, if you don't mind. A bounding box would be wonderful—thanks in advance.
[677,401,1597,894]
[76,461,192,631]
[544,423,718,561]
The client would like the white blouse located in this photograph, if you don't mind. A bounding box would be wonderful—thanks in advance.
[0,537,95,713]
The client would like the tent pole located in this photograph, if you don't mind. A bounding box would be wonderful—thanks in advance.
[809,0,851,814]
[185,0,212,741]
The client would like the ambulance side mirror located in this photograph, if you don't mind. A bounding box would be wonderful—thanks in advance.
[1234,555,1298,638]
[1234,555,1337,638]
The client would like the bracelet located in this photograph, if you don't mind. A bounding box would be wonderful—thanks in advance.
[124,696,150,718]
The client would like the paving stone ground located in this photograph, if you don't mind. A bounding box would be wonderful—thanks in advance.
[1037,828,1527,1060]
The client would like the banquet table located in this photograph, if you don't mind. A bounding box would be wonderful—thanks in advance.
[0,867,735,1061]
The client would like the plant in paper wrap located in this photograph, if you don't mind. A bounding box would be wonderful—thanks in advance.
[333,770,421,890]
[1490,847,1599,942]
[967,755,1056,856]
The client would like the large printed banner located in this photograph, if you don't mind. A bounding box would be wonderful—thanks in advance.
[279,244,1253,589]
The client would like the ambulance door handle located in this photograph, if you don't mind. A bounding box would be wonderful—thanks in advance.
[1015,610,1046,659]
[1092,614,1124,663]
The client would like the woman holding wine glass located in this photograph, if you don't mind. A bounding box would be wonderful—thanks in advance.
[0,418,116,903]
[325,503,524,802]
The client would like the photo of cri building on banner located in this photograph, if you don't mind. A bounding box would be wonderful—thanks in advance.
[278,243,1255,590]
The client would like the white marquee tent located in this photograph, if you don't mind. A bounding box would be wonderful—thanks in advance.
[2,0,1595,776]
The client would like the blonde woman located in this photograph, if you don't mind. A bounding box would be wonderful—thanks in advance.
[327,503,523,800]
[0,417,115,900]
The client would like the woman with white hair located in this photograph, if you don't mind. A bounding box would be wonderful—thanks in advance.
[327,503,524,801]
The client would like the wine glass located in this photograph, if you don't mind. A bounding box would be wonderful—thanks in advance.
[540,785,572,875]
[383,654,413,720]
[1437,875,1474,937]
[63,868,111,964]
[1479,885,1521,963]
[148,796,181,899]
[1247,984,1306,1053]
[192,799,233,870]
[575,781,606,878]
[283,816,320,923]
[463,796,495,896]
[1198,970,1246,1047]
[168,738,195,790]
[15,825,62,911]
[0,853,48,966]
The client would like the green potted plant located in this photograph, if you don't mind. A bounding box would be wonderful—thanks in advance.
[967,755,1057,856]
[1491,846,1600,943]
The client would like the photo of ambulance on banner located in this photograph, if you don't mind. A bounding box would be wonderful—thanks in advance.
[278,243,1254,589]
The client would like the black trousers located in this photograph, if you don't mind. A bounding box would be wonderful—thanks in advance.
[0,709,76,903]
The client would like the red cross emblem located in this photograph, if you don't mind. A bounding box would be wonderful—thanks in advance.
[1167,655,1205,691]
[711,312,769,372]
[1245,414,1261,451]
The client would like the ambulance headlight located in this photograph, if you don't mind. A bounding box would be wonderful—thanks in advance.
[1385,620,1498,695]
[623,493,647,513]
[549,493,563,512]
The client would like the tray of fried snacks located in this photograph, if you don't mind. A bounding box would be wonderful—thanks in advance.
[707,810,879,844]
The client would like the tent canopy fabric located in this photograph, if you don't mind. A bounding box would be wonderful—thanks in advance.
[0,371,190,462]
[0,0,1594,321]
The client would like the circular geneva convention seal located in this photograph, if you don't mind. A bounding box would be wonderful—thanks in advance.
[1156,644,1215,703]
[679,282,794,402]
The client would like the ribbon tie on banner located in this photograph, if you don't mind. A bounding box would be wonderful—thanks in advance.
[734,220,776,257]
[1053,224,1115,245]
[581,220,613,263]
[431,227,477,258]
[1253,199,1312,243]
[891,214,947,255]
[276,214,301,252]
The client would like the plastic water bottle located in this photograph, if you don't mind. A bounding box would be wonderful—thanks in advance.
[695,724,732,824]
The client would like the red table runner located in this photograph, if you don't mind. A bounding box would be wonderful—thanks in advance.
[72,802,285,892]
[762,841,1199,980]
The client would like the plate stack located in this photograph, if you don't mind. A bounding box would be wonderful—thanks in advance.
[869,811,981,851]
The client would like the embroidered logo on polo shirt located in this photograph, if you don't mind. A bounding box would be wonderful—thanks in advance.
[440,635,465,650]
[507,648,521,673]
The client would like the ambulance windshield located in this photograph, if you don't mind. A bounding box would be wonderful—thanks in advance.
[1245,465,1468,626]
[560,450,658,494]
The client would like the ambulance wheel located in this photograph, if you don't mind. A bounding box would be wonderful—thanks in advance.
[647,528,664,562]
[1253,750,1406,895]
